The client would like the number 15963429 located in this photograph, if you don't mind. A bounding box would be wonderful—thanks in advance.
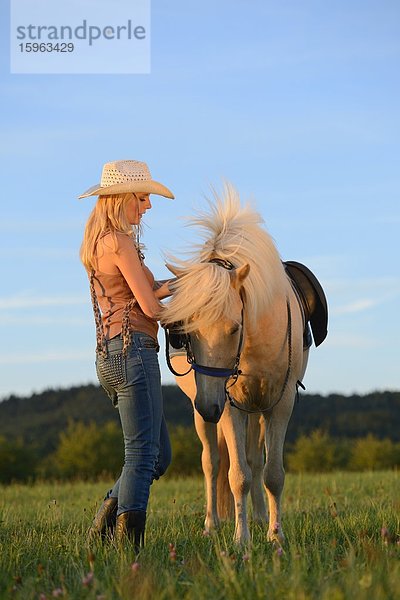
[19,42,74,52]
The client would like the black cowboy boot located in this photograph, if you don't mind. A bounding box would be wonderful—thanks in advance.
[88,497,118,540]
[115,511,146,553]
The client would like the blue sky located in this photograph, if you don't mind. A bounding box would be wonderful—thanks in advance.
[1,0,399,399]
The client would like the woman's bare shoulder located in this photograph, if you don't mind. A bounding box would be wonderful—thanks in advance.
[99,231,134,253]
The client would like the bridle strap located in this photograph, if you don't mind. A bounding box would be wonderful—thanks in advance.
[226,297,292,414]
[163,257,243,378]
[191,364,237,378]
[164,259,295,414]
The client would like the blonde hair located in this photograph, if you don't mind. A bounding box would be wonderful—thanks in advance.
[80,193,141,270]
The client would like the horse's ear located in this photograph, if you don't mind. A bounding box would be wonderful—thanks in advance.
[230,263,250,289]
[166,263,185,277]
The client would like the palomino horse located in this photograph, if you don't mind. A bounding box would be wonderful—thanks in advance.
[161,187,327,545]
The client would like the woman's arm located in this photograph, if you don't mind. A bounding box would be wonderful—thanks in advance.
[112,234,162,319]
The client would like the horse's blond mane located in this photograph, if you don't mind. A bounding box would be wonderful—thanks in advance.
[161,185,287,331]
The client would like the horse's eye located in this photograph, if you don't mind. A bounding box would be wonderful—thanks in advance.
[229,325,240,335]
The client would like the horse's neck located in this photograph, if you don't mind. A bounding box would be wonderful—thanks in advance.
[244,287,291,349]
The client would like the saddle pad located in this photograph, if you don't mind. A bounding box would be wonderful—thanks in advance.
[284,261,328,347]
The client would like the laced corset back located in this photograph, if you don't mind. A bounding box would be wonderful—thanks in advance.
[89,270,138,357]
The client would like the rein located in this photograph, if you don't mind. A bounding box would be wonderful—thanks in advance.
[163,257,295,414]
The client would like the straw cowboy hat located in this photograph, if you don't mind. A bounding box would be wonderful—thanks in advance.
[78,160,174,199]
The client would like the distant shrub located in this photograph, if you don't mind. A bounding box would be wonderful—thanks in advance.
[49,421,123,480]
[349,435,400,471]
[286,430,351,473]
[42,421,202,481]
[168,425,202,477]
[0,436,37,483]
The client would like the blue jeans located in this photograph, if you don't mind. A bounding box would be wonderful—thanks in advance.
[96,332,171,514]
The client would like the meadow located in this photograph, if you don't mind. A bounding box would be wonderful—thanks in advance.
[0,471,399,599]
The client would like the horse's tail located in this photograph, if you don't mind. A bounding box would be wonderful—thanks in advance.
[216,425,234,520]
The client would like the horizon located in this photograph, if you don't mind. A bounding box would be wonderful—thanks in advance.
[1,381,399,404]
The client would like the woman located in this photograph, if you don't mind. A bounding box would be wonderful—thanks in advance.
[79,159,175,552]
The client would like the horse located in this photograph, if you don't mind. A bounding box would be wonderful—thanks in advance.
[161,186,327,545]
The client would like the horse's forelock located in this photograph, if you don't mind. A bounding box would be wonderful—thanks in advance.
[162,262,238,332]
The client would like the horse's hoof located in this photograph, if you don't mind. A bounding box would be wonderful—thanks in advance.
[267,522,285,545]
[204,518,219,533]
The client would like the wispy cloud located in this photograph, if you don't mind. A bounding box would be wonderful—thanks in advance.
[332,298,379,316]
[0,219,85,234]
[0,294,87,310]
[325,333,376,349]
[325,276,400,294]
[0,248,78,259]
[0,350,92,365]
[0,315,89,326]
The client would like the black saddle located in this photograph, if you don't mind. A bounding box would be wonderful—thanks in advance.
[284,261,328,347]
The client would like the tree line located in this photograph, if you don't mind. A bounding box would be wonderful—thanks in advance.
[0,385,399,483]
[1,421,399,484]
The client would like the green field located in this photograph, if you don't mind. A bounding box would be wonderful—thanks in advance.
[1,472,399,599]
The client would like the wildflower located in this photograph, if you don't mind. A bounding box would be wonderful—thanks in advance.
[39,594,47,600]
[276,547,283,557]
[52,589,63,598]
[82,571,94,587]
[273,522,280,534]
[169,549,177,562]
[168,542,177,561]
[242,553,250,562]
[131,562,140,573]
[380,526,398,545]
[202,530,210,537]
[381,526,389,539]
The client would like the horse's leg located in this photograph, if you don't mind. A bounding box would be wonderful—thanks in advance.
[220,404,252,544]
[172,357,220,531]
[216,425,234,520]
[246,413,268,524]
[194,410,220,532]
[263,394,295,545]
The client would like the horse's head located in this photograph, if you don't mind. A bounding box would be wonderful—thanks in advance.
[166,262,249,423]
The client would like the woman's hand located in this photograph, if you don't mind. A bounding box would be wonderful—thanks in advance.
[154,278,177,300]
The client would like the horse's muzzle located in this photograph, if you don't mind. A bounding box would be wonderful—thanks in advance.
[194,400,224,424]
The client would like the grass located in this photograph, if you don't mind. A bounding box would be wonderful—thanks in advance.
[0,471,399,599]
